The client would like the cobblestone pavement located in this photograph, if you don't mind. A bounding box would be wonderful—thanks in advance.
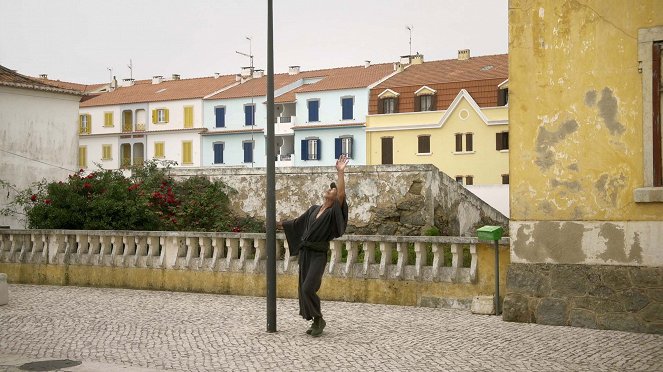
[1,285,662,372]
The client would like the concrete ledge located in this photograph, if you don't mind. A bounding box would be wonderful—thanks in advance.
[471,295,495,315]
[0,273,7,306]
[634,187,663,203]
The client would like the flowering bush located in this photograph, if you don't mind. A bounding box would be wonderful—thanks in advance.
[1,161,264,232]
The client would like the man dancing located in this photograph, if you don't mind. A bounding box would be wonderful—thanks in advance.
[277,155,349,337]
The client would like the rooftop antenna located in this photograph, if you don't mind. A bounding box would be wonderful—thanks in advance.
[127,59,133,80]
[107,67,112,84]
[235,36,254,69]
[406,25,413,56]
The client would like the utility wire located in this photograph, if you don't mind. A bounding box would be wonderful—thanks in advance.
[0,148,79,173]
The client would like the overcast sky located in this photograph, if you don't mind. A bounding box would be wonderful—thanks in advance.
[0,0,508,84]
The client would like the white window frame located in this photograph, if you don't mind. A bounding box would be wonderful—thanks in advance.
[157,109,167,123]
[635,26,663,202]
[308,138,319,160]
[341,136,353,158]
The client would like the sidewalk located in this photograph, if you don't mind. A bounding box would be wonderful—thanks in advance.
[1,284,662,371]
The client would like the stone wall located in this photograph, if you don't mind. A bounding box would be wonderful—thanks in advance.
[171,164,508,236]
[503,263,663,334]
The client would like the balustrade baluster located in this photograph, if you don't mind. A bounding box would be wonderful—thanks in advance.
[431,243,442,281]
[329,241,342,274]
[395,242,407,279]
[362,241,376,276]
[414,242,426,280]
[226,238,239,268]
[345,241,358,276]
[379,242,394,278]
[469,244,478,283]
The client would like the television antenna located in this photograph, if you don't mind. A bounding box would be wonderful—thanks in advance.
[127,59,133,80]
[235,36,254,69]
[406,25,413,56]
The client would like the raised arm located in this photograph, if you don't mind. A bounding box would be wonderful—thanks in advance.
[335,154,349,204]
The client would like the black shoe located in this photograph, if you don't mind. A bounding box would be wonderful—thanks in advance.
[310,317,326,337]
[306,319,316,335]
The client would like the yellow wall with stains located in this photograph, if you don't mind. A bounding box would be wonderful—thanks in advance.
[509,0,663,221]
[366,94,509,185]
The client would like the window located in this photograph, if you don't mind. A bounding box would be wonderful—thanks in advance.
[417,95,435,111]
[184,106,194,128]
[496,132,509,151]
[215,106,226,128]
[455,133,473,152]
[502,174,510,184]
[154,142,165,158]
[335,136,353,159]
[78,146,87,168]
[635,26,663,201]
[455,176,463,183]
[308,100,320,122]
[213,143,224,164]
[152,109,169,123]
[380,97,397,114]
[79,114,91,134]
[102,145,112,160]
[104,112,113,127]
[182,141,193,164]
[243,141,254,163]
[465,176,474,185]
[498,88,509,106]
[381,137,393,164]
[341,97,354,120]
[301,138,320,160]
[244,104,256,126]
[417,135,431,154]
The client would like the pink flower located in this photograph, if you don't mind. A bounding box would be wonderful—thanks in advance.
[30,194,37,202]
[83,182,92,189]
[44,199,52,205]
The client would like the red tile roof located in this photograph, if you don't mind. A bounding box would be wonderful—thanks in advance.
[80,75,238,107]
[374,54,508,88]
[206,73,304,100]
[0,65,83,96]
[34,78,108,94]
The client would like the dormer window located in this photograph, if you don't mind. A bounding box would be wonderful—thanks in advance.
[498,79,509,106]
[414,86,437,112]
[378,89,400,114]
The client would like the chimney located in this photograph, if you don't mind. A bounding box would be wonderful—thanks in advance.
[39,74,48,79]
[152,75,163,84]
[241,66,253,77]
[393,62,405,72]
[411,53,424,65]
[400,55,412,65]
[110,76,118,90]
[253,69,264,78]
[235,74,242,82]
[171,74,180,80]
[123,78,135,86]
[364,60,371,68]
[214,72,220,79]
[458,49,471,61]
[288,65,300,75]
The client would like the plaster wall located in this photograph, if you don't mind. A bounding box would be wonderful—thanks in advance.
[295,88,368,126]
[0,86,81,228]
[508,0,663,266]
[292,127,366,166]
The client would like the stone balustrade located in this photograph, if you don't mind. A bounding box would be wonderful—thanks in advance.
[0,230,509,283]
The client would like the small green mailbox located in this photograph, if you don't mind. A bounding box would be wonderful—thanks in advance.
[477,225,504,241]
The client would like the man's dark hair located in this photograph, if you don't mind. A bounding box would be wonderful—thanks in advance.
[330,182,337,189]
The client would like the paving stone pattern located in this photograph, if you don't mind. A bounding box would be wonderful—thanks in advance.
[1,285,662,372]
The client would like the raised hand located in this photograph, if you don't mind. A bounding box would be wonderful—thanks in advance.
[336,154,349,172]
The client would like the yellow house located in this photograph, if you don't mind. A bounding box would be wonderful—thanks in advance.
[505,0,663,334]
[366,89,509,185]
[365,52,509,185]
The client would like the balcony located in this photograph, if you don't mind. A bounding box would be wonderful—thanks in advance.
[275,116,295,135]
[275,154,293,167]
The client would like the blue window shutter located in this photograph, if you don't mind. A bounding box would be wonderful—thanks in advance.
[243,142,252,163]
[316,139,321,160]
[215,107,225,127]
[213,143,223,164]
[245,105,254,126]
[301,139,308,160]
[308,100,319,122]
[342,98,353,120]
[335,138,342,159]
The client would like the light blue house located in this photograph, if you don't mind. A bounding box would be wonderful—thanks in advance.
[202,63,395,167]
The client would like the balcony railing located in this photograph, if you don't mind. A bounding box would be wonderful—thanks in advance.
[0,230,509,283]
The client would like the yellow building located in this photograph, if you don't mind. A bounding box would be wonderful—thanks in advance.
[505,0,663,334]
[366,89,509,185]
[366,52,509,185]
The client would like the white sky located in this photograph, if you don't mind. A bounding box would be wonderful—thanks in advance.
[0,0,508,84]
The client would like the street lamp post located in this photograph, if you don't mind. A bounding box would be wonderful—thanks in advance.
[265,0,277,333]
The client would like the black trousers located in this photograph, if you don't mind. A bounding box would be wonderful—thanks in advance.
[298,248,327,320]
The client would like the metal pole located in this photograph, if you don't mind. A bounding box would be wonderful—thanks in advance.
[494,240,500,315]
[265,0,277,333]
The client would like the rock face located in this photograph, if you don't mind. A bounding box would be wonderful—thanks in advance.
[503,263,663,334]
[172,164,508,236]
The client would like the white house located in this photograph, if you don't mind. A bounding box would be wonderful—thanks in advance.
[0,65,83,228]
[78,74,238,171]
